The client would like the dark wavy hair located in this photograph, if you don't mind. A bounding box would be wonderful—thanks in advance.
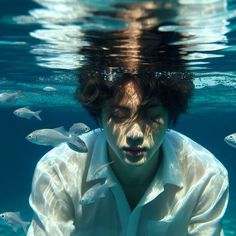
[76,70,194,126]
[76,19,195,126]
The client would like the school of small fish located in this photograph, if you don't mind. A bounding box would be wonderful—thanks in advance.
[0,88,91,153]
[0,89,91,234]
[1,86,235,235]
[224,133,236,148]
[0,211,30,234]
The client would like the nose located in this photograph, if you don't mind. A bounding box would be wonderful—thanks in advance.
[126,123,144,146]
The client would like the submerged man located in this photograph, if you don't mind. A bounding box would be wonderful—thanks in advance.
[27,71,228,235]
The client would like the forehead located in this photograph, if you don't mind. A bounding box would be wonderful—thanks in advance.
[106,80,161,110]
[120,81,141,104]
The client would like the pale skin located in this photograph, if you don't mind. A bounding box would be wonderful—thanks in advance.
[101,81,169,209]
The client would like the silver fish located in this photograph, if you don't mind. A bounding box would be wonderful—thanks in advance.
[0,91,23,103]
[69,122,90,136]
[0,211,30,233]
[80,178,116,205]
[224,133,236,148]
[43,86,57,92]
[26,127,88,152]
[13,107,42,121]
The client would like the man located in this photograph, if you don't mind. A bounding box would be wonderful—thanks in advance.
[27,71,228,235]
[27,4,228,235]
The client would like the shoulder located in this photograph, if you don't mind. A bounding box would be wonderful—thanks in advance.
[166,130,228,181]
[33,129,103,188]
[38,128,102,163]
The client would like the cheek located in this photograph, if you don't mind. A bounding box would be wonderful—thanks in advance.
[146,123,167,147]
[155,125,167,144]
[105,119,125,144]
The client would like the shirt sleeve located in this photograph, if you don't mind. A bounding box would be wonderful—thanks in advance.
[27,158,76,236]
[188,171,229,236]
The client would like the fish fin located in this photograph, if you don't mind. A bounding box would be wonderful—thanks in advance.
[12,224,19,233]
[21,221,30,233]
[34,110,42,121]
[53,126,68,136]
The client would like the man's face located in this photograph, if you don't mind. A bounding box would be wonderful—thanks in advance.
[101,81,169,166]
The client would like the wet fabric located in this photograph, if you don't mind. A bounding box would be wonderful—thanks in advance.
[27,129,228,236]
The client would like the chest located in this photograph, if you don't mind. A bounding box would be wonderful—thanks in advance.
[75,185,191,236]
[123,185,148,210]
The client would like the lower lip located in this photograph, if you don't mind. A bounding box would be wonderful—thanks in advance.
[123,149,145,157]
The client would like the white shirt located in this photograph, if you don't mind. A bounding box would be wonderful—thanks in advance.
[27,129,229,236]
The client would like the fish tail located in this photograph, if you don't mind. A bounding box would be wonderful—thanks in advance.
[34,110,42,121]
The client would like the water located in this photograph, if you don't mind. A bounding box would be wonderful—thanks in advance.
[0,0,236,235]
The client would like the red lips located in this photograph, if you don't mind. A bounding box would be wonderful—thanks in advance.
[122,147,147,156]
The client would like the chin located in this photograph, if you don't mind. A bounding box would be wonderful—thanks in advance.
[123,155,148,166]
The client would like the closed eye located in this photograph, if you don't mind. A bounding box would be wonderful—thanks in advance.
[109,106,131,122]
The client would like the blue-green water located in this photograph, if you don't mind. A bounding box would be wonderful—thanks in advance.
[0,108,235,235]
[0,0,236,235]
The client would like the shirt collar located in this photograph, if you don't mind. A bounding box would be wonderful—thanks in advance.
[139,129,184,206]
[86,131,110,182]
[161,129,184,188]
